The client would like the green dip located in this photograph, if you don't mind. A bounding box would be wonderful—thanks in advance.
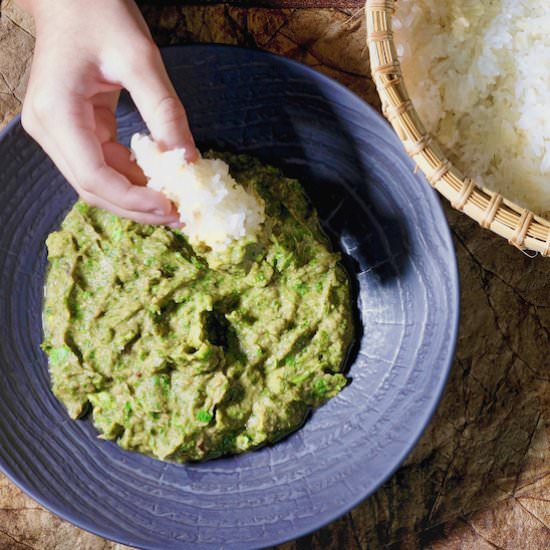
[43,153,354,462]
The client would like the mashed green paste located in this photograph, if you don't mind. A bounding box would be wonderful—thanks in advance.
[43,153,354,462]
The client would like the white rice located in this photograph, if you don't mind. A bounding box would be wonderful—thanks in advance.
[130,134,265,251]
[394,0,550,213]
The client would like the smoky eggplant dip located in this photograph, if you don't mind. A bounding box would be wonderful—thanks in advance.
[42,153,354,462]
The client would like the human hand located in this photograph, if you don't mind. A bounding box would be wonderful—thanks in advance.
[19,0,198,225]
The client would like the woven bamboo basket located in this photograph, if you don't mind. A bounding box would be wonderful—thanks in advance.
[365,0,550,256]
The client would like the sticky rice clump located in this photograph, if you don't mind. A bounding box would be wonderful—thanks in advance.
[394,0,550,213]
[130,133,265,251]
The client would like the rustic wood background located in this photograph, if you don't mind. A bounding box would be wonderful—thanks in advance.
[0,1,549,548]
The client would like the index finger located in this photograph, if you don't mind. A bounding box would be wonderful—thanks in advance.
[121,46,198,161]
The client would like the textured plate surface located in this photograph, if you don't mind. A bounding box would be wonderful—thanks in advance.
[0,45,459,549]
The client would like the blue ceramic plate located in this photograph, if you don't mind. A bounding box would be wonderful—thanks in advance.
[0,45,459,549]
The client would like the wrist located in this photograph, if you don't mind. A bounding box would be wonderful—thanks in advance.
[17,0,43,15]
[16,0,58,26]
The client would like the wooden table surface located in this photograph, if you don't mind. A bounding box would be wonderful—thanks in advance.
[1,1,549,548]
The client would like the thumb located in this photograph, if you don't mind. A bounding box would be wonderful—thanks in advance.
[123,45,198,161]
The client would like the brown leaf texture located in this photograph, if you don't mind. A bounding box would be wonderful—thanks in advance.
[0,4,549,550]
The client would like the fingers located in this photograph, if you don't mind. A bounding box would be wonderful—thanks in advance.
[102,141,147,186]
[94,106,117,144]
[78,191,180,226]
[122,43,198,161]
[92,89,121,113]
[33,128,177,225]
[22,93,179,224]
[94,99,147,186]
[58,117,173,214]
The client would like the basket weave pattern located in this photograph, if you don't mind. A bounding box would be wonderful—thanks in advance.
[365,0,550,256]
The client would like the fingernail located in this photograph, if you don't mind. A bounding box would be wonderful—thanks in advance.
[153,208,168,216]
[168,221,184,228]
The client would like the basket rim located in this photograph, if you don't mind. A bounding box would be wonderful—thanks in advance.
[364,0,550,256]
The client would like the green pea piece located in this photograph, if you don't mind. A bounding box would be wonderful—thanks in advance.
[196,410,213,424]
